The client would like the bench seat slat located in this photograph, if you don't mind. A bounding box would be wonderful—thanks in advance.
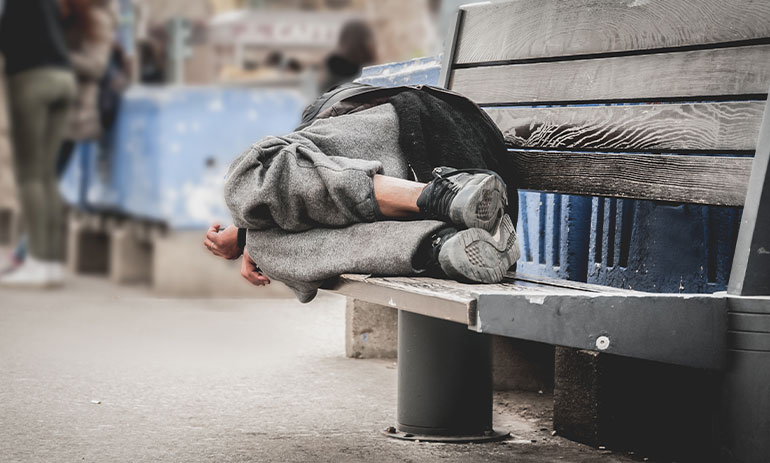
[475,292,727,370]
[329,273,728,369]
[451,45,770,105]
[485,102,765,153]
[511,273,637,294]
[331,274,476,324]
[330,273,604,325]
[510,150,751,206]
[455,0,770,65]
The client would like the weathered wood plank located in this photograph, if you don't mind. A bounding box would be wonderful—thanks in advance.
[509,272,638,294]
[329,274,593,325]
[728,313,770,332]
[455,0,770,65]
[509,151,752,206]
[330,274,474,324]
[484,102,765,152]
[438,8,463,89]
[728,295,770,314]
[727,331,770,351]
[728,88,770,296]
[450,45,770,105]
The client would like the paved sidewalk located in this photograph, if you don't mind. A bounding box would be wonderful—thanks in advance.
[0,277,649,462]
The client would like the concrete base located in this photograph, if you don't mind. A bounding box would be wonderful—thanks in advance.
[110,222,154,285]
[345,299,398,359]
[152,230,294,299]
[66,212,110,275]
[67,212,157,281]
[492,337,554,393]
[553,347,721,461]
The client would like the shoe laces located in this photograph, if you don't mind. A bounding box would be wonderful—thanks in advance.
[419,226,458,277]
[418,167,499,219]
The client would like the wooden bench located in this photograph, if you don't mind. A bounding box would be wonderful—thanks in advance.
[327,1,770,460]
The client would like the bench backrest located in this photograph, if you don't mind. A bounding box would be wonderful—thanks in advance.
[440,0,770,295]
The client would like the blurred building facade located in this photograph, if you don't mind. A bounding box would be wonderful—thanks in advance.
[133,0,440,85]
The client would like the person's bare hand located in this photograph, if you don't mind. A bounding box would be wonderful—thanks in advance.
[241,248,270,286]
[203,224,242,260]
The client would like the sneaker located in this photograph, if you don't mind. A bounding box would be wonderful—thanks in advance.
[0,256,63,288]
[416,167,508,233]
[46,262,65,287]
[425,214,520,284]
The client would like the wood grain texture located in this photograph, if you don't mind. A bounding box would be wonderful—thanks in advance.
[331,273,601,324]
[450,45,770,105]
[509,151,752,206]
[331,274,474,324]
[338,274,585,299]
[485,102,765,152]
[509,272,638,294]
[454,0,770,64]
[728,92,770,296]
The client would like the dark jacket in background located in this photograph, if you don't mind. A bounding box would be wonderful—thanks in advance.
[319,54,363,93]
[64,0,117,140]
[0,0,71,75]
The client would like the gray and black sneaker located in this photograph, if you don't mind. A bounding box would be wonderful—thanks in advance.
[416,167,508,233]
[422,214,520,284]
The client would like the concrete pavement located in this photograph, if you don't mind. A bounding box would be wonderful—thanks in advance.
[0,276,651,462]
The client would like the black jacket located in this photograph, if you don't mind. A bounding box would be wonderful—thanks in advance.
[0,0,71,75]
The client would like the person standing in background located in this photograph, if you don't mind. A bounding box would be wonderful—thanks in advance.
[58,0,118,191]
[0,0,76,287]
[318,19,377,93]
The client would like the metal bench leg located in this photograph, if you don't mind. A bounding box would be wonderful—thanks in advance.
[722,315,770,462]
[383,310,508,443]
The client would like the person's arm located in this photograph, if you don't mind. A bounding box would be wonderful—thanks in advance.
[69,6,115,80]
[203,224,244,260]
[241,248,270,286]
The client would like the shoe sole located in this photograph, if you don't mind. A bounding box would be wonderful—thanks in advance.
[449,172,508,233]
[438,214,520,283]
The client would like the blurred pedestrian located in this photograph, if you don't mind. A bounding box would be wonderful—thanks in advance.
[58,0,119,175]
[0,0,76,287]
[319,19,377,93]
[138,34,165,84]
[97,41,130,159]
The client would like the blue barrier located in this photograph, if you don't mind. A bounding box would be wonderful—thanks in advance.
[357,56,442,88]
[587,199,741,292]
[59,141,119,211]
[61,85,306,229]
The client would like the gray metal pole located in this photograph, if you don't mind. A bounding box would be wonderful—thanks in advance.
[384,310,507,442]
[721,302,770,462]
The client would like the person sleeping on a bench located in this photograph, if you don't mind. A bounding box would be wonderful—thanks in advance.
[203,84,521,302]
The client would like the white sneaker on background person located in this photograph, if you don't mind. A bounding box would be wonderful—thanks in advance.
[46,262,64,286]
[0,256,64,288]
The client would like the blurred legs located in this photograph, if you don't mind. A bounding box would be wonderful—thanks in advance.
[7,69,75,263]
